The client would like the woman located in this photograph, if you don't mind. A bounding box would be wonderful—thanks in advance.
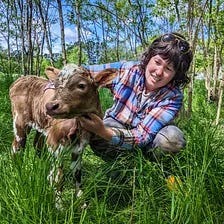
[80,32,193,161]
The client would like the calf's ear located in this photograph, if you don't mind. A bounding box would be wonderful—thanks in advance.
[92,68,118,87]
[45,66,61,80]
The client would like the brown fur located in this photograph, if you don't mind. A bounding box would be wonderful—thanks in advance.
[9,64,118,208]
[9,75,78,152]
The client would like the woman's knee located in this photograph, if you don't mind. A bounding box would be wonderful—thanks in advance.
[152,125,186,153]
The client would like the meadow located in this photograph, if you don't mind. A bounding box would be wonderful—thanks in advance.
[0,74,224,224]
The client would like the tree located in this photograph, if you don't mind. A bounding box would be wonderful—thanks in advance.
[57,0,67,65]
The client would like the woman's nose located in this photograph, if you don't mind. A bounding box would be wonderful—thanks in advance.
[156,67,164,76]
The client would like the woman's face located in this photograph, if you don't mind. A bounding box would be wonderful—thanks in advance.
[144,55,175,92]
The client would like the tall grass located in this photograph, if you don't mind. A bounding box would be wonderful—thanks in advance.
[0,76,224,223]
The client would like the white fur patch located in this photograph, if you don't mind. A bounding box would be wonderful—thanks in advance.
[59,64,81,78]
[28,122,47,136]
[76,189,83,198]
[12,145,18,154]
[58,64,85,88]
[13,113,19,139]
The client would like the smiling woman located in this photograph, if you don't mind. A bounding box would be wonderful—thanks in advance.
[80,32,193,161]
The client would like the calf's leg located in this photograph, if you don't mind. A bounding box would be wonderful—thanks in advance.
[34,131,45,157]
[11,114,30,156]
[47,145,65,210]
[70,134,90,198]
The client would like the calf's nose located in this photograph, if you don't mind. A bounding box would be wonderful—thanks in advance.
[45,102,59,115]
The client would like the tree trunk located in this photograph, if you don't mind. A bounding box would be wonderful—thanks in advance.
[17,0,26,75]
[57,0,67,65]
[75,1,82,66]
[211,44,220,101]
[6,0,12,74]
[36,0,54,66]
[186,0,194,117]
[27,0,33,75]
[215,78,223,125]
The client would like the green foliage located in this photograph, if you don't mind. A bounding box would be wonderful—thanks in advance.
[67,44,88,64]
[99,88,113,113]
[39,58,53,77]
[1,76,224,223]
[0,52,23,75]
[0,75,14,149]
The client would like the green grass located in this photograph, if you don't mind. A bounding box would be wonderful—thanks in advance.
[1,76,224,223]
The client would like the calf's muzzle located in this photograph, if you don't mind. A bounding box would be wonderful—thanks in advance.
[46,102,60,116]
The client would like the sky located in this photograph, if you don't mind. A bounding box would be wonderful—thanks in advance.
[0,24,77,54]
[50,23,78,53]
[0,1,79,54]
[48,1,79,53]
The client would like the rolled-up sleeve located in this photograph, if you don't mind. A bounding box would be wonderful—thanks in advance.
[109,92,183,150]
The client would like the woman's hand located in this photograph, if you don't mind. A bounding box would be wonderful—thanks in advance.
[79,113,114,141]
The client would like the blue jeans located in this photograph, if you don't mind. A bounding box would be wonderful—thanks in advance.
[89,117,186,161]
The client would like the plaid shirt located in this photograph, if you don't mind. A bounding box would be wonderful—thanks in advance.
[86,61,183,150]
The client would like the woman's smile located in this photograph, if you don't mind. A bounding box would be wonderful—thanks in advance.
[145,55,175,92]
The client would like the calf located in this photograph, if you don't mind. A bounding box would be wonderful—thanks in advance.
[9,64,117,208]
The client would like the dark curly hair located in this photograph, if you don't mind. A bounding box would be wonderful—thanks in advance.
[140,32,193,87]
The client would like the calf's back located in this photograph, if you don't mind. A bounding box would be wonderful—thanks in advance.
[10,75,53,131]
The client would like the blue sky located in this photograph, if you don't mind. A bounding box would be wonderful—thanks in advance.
[0,1,78,54]
[49,1,79,53]
[50,23,78,53]
[0,23,77,54]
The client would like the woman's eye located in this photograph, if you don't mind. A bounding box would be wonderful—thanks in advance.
[166,66,174,72]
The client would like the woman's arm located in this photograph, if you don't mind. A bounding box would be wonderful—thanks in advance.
[79,92,182,150]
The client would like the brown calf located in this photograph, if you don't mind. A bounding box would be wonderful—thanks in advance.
[9,64,117,208]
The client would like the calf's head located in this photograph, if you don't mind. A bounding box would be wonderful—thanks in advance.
[45,64,117,119]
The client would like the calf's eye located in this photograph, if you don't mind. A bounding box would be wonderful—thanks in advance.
[78,83,86,90]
